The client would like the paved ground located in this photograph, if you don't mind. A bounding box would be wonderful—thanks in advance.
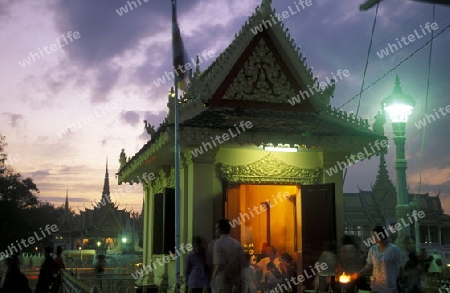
[24,269,39,291]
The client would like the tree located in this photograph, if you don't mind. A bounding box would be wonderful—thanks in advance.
[0,136,40,249]
[0,136,77,252]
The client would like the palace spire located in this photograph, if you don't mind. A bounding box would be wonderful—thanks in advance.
[65,189,69,210]
[101,158,111,204]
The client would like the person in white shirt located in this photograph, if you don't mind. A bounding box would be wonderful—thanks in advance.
[211,219,243,293]
[356,226,408,293]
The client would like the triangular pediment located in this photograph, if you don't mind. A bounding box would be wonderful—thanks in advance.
[180,0,334,119]
[94,208,123,234]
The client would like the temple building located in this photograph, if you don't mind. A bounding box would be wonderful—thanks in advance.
[54,190,77,250]
[57,162,143,253]
[343,152,450,260]
[117,1,388,291]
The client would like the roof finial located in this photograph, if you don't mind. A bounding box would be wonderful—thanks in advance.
[393,75,403,94]
[260,0,272,18]
[195,55,201,76]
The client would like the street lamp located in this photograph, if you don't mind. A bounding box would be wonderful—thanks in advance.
[381,75,416,251]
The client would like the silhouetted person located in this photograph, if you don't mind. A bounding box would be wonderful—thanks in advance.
[207,222,220,282]
[54,246,65,270]
[94,255,106,276]
[185,236,209,293]
[398,251,421,292]
[240,252,257,293]
[53,246,65,293]
[35,247,58,293]
[0,254,31,293]
[211,219,243,293]
[280,252,297,292]
[317,241,337,292]
[256,245,282,290]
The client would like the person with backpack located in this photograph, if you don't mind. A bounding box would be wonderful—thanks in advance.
[35,247,59,293]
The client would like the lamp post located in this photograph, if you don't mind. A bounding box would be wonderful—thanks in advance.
[381,76,416,251]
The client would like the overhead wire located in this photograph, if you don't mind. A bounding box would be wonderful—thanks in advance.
[344,2,380,184]
[337,21,450,109]
[355,2,380,116]
[346,5,432,71]
[417,5,436,197]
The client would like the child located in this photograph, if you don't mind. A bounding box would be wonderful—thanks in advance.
[241,253,257,293]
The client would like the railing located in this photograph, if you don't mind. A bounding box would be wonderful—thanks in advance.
[61,269,137,293]
[61,270,91,293]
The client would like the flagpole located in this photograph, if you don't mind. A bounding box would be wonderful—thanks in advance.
[171,0,183,289]
[174,81,181,292]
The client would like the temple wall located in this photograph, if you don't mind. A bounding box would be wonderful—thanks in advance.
[137,146,352,292]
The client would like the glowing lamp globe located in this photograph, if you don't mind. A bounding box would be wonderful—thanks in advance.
[122,237,127,243]
[381,76,415,123]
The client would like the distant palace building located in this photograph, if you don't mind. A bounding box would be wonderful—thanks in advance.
[343,152,450,260]
[56,162,143,253]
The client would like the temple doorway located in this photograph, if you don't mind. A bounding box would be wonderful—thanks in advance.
[225,184,300,255]
[224,183,336,291]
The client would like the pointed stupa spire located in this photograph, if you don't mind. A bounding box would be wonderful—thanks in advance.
[101,158,111,205]
[372,152,396,197]
[65,189,69,210]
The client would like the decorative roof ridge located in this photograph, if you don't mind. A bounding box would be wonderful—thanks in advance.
[320,104,371,131]
[257,2,335,106]
[117,120,171,181]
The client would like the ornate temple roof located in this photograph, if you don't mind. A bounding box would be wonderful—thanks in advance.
[344,153,448,227]
[117,0,385,183]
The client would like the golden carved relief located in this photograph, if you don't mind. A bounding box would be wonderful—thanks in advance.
[220,153,321,184]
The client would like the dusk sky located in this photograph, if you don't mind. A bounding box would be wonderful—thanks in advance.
[1,0,449,214]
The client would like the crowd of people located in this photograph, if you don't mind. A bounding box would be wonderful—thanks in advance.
[2,222,447,293]
[185,219,298,293]
[317,225,446,293]
[185,221,448,293]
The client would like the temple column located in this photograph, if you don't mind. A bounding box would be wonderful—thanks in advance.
[183,149,220,244]
[322,151,347,243]
[141,183,155,285]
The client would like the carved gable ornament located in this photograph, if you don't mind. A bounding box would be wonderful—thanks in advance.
[220,153,321,185]
[223,38,296,103]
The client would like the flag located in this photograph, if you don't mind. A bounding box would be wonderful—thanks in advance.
[171,0,189,90]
